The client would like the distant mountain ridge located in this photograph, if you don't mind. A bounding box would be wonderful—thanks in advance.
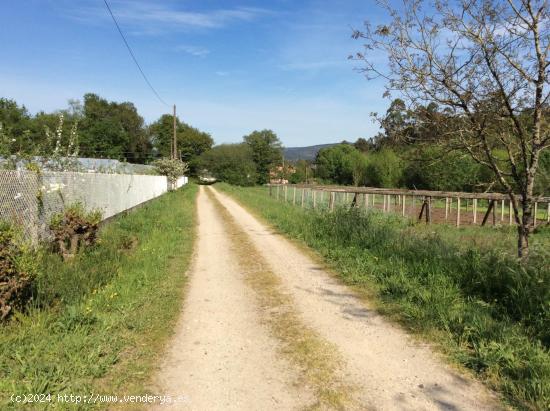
[284,143,338,161]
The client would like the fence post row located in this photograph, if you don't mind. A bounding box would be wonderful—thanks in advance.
[267,185,550,228]
[456,197,461,227]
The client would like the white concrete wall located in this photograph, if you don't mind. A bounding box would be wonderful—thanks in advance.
[1,170,188,243]
[176,176,188,189]
[41,172,169,219]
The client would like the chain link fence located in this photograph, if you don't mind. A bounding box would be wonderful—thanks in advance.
[0,170,185,243]
[0,171,42,243]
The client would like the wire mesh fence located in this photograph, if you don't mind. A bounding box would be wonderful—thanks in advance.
[0,170,42,243]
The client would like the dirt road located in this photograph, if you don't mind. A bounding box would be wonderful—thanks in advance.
[153,186,501,410]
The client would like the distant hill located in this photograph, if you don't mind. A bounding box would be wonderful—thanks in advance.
[284,143,338,161]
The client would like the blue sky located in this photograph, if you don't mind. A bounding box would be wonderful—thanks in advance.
[0,0,389,146]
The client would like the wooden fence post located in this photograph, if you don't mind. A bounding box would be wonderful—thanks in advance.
[456,197,461,227]
[418,198,427,221]
[509,200,513,225]
[445,197,449,221]
[269,185,273,196]
[501,200,505,222]
[313,190,317,209]
[481,200,495,226]
[293,187,296,205]
[365,193,369,209]
[284,185,287,202]
[547,202,550,223]
[534,202,538,227]
[427,197,432,224]
[402,195,406,217]
[329,192,335,211]
[301,189,305,208]
[473,198,477,224]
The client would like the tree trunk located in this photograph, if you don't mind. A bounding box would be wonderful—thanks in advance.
[517,224,530,259]
[517,197,533,259]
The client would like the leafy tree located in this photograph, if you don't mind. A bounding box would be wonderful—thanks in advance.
[316,144,368,185]
[288,159,313,184]
[0,98,33,156]
[402,147,492,192]
[353,0,550,258]
[78,93,149,162]
[535,150,550,196]
[179,124,213,174]
[364,149,403,188]
[379,99,416,145]
[148,115,213,174]
[199,143,257,186]
[148,114,174,158]
[243,129,283,184]
[354,137,371,153]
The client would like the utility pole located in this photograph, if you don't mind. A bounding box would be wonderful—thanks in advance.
[172,104,177,160]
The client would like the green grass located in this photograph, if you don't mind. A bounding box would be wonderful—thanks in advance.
[218,183,550,411]
[0,185,197,410]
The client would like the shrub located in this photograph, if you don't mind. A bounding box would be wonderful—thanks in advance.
[153,158,189,190]
[0,222,34,320]
[365,149,404,187]
[49,204,102,261]
[402,146,492,191]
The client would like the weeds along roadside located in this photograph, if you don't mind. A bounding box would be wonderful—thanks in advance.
[0,184,197,409]
[216,183,550,411]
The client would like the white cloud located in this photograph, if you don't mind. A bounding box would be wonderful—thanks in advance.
[176,45,210,57]
[67,1,270,32]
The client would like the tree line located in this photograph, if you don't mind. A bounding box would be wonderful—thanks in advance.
[310,99,550,197]
[0,94,284,185]
[0,93,214,171]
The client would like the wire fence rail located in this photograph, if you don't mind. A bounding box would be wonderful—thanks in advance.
[0,170,188,243]
[268,184,550,228]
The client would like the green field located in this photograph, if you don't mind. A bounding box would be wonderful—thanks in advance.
[218,183,550,411]
[0,185,197,410]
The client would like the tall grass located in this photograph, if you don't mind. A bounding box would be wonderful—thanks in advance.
[218,183,550,411]
[0,185,197,409]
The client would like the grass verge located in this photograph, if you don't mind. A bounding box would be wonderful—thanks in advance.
[0,184,197,410]
[217,183,549,411]
[206,187,358,410]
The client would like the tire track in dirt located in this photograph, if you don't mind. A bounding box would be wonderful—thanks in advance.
[205,187,362,410]
[152,186,311,410]
[209,186,504,411]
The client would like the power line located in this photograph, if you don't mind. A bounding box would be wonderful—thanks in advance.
[103,0,169,107]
